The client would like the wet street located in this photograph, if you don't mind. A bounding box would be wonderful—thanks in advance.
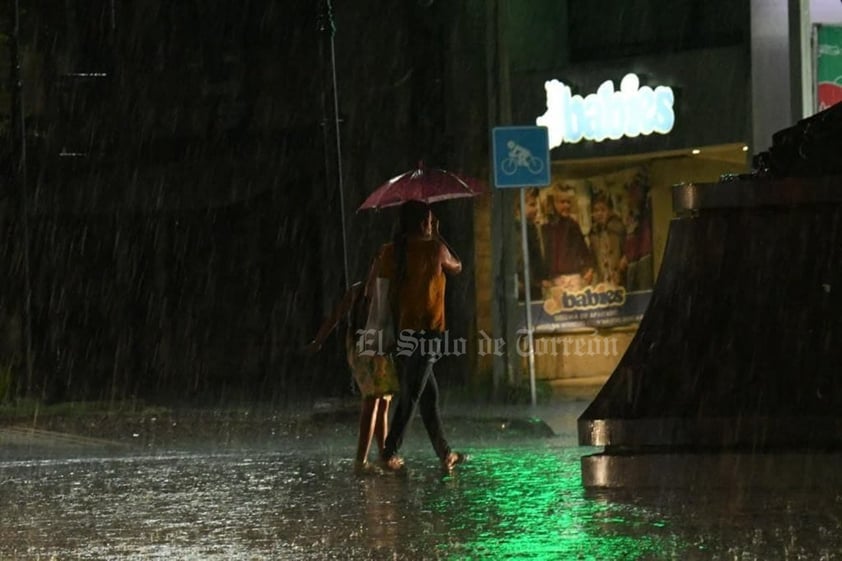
[2,401,842,560]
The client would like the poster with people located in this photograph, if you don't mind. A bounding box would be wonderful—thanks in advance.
[514,166,654,333]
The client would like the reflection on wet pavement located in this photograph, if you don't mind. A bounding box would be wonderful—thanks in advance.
[1,419,842,560]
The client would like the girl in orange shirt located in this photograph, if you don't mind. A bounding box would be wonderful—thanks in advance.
[377,201,468,473]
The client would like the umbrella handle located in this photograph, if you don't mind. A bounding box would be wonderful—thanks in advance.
[433,217,460,262]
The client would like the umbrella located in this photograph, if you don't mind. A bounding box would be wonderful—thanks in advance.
[357,162,486,211]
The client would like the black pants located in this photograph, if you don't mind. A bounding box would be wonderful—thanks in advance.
[383,333,450,461]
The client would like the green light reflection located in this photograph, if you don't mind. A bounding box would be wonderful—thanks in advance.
[423,445,676,561]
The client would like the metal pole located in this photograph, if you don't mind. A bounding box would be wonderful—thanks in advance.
[318,1,354,395]
[319,0,350,292]
[518,188,537,406]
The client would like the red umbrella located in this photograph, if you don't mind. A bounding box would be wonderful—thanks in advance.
[357,162,486,211]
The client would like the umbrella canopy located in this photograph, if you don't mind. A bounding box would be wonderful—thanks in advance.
[358,162,486,211]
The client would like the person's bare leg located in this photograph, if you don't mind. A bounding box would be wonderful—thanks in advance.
[355,397,378,469]
[378,396,404,470]
[374,396,391,460]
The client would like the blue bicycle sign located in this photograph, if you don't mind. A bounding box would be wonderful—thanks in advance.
[492,126,550,188]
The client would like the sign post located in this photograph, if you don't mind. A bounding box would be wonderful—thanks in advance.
[492,126,551,406]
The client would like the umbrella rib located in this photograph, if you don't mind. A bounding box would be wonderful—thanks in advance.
[439,169,476,193]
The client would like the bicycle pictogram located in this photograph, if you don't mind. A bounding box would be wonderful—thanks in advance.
[500,140,544,176]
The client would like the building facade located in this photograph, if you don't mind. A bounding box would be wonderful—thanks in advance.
[472,0,842,399]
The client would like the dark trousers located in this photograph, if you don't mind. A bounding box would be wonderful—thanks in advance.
[383,335,450,461]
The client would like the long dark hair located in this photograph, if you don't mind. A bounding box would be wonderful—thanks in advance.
[392,200,431,287]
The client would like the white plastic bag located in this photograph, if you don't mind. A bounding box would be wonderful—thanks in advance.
[363,277,395,353]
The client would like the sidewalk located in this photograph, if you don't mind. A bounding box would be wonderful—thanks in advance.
[0,391,595,457]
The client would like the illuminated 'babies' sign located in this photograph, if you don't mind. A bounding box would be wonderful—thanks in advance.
[536,73,675,148]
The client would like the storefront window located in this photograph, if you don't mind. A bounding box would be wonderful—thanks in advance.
[515,166,654,334]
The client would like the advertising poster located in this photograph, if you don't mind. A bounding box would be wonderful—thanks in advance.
[515,166,654,333]
[816,25,842,111]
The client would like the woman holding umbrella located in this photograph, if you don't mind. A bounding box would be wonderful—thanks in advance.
[376,200,468,473]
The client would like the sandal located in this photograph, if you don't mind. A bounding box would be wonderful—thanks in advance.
[441,451,469,472]
[379,455,405,472]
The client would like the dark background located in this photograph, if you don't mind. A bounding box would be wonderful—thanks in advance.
[0,0,752,407]
[0,0,486,407]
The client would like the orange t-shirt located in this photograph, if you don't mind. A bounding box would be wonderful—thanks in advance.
[378,239,446,332]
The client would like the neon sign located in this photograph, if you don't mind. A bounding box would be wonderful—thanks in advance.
[536,73,675,148]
